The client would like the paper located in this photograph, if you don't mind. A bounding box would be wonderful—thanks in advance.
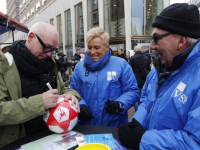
[84,133,116,149]
[75,136,86,147]
[21,131,84,150]
[113,139,127,150]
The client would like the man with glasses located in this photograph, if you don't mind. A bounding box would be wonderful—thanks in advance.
[118,3,200,149]
[0,22,80,148]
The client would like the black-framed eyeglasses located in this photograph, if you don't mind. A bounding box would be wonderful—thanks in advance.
[35,34,58,53]
[151,32,171,45]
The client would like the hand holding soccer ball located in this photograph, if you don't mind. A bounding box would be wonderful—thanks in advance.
[43,97,78,133]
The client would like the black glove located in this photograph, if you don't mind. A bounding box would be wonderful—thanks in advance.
[104,100,122,114]
[118,118,146,149]
[79,106,94,121]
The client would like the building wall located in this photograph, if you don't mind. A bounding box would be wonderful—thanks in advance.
[7,0,20,22]
[5,0,169,57]
[189,0,200,7]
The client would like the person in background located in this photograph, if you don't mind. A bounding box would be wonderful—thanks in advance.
[116,49,128,62]
[143,49,151,64]
[57,52,68,82]
[1,44,11,54]
[118,3,200,149]
[126,50,130,62]
[80,53,85,61]
[129,46,151,111]
[129,46,151,91]
[0,22,80,148]
[71,48,83,61]
[70,27,139,128]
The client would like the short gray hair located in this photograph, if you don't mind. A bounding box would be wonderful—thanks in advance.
[76,48,83,54]
[134,46,141,51]
[187,37,197,45]
[173,34,197,45]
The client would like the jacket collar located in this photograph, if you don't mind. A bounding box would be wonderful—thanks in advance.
[135,51,143,55]
[171,39,200,73]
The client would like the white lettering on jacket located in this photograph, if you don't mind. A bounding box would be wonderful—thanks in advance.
[107,71,119,81]
[172,82,187,104]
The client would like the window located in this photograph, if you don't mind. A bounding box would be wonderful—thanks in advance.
[31,7,34,14]
[65,9,72,45]
[104,0,125,37]
[20,4,22,9]
[20,19,22,23]
[23,0,25,5]
[36,1,40,11]
[57,14,63,46]
[131,0,163,36]
[50,18,54,26]
[23,16,26,21]
[27,12,30,18]
[88,0,99,30]
[75,3,84,44]
[42,0,46,5]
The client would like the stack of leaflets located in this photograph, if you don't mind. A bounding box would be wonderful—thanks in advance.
[20,131,84,150]
[17,132,126,150]
[76,133,127,150]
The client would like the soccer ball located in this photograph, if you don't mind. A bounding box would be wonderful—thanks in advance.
[43,97,78,133]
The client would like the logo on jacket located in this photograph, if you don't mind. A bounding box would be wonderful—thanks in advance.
[172,82,187,104]
[107,71,119,81]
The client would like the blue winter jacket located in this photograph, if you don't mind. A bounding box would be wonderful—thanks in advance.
[131,42,200,149]
[71,56,140,127]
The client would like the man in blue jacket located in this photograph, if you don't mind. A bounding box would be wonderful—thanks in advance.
[118,3,200,150]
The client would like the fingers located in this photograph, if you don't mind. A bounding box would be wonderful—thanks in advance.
[49,102,57,109]
[62,94,80,113]
[105,100,111,104]
[85,109,94,118]
[75,100,80,113]
[63,94,74,102]
[48,89,58,95]
[43,90,59,109]
[127,122,135,128]
[131,118,141,126]
[118,124,128,135]
[53,98,58,103]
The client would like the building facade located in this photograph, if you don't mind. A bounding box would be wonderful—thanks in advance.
[6,0,20,22]
[5,0,170,59]
[1,0,21,43]
[189,0,200,7]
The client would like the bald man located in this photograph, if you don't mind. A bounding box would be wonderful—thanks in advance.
[0,22,80,148]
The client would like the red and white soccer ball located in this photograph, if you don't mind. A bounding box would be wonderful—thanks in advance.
[43,97,78,133]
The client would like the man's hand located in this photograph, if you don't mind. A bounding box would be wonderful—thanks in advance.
[118,118,146,149]
[104,100,121,114]
[42,89,59,109]
[62,94,80,113]
[79,105,94,121]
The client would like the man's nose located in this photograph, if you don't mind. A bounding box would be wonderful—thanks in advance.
[149,40,156,50]
[46,51,52,57]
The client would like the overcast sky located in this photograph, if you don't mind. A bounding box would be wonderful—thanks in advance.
[0,0,190,15]
[0,0,7,14]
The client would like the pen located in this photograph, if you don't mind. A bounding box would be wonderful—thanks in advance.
[46,83,53,90]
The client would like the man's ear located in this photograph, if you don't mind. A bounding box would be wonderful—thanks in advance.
[27,32,35,43]
[177,36,188,50]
